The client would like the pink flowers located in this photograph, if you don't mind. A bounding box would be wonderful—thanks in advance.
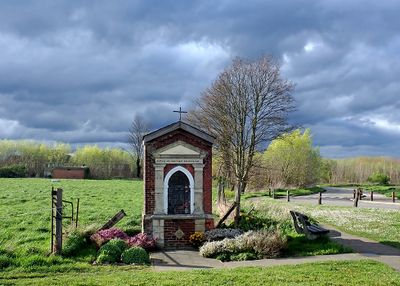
[126,233,156,250]
[90,228,156,250]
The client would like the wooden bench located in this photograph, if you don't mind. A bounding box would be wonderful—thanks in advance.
[289,211,329,240]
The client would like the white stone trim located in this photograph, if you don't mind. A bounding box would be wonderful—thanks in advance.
[163,166,194,215]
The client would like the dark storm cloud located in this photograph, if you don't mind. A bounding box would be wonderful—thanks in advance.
[0,0,399,157]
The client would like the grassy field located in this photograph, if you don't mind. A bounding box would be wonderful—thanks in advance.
[1,178,399,285]
[246,197,400,249]
[0,178,143,268]
[0,260,399,285]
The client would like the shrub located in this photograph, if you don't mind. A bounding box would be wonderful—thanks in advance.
[204,228,243,242]
[96,242,123,264]
[0,165,26,178]
[126,233,156,251]
[200,230,286,260]
[107,239,128,253]
[228,212,277,231]
[367,172,390,185]
[63,231,87,257]
[121,247,150,265]
[90,228,129,247]
[189,232,205,247]
[230,252,258,261]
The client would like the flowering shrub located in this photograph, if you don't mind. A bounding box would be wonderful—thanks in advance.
[90,228,129,247]
[200,230,286,261]
[126,233,156,251]
[204,228,243,242]
[189,232,205,247]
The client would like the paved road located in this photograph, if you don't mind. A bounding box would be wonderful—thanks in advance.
[284,187,400,210]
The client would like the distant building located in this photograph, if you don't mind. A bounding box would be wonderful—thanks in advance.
[52,166,89,179]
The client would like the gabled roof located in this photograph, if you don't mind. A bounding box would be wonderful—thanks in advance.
[143,121,215,144]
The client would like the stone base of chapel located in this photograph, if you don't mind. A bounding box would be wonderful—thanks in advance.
[142,214,214,248]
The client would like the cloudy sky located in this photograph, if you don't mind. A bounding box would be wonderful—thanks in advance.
[0,0,399,158]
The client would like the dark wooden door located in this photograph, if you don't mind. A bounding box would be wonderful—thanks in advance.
[168,171,190,214]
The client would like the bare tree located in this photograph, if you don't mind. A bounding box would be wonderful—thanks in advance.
[128,115,149,178]
[189,56,295,223]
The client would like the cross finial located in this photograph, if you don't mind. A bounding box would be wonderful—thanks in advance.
[173,107,188,121]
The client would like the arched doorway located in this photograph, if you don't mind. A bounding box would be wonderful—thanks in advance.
[168,171,190,214]
[164,166,194,214]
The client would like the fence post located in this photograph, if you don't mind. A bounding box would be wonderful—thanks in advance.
[54,188,63,254]
[75,198,80,228]
[353,189,356,200]
[353,189,359,208]
[392,192,396,203]
[286,190,290,202]
[318,192,322,205]
[370,191,374,201]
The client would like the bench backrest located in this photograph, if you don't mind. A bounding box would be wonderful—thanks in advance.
[290,211,307,234]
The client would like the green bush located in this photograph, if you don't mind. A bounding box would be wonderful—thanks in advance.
[229,212,276,231]
[107,239,128,253]
[62,231,88,257]
[121,247,150,265]
[230,252,258,261]
[96,241,124,264]
[0,165,26,178]
[367,172,390,185]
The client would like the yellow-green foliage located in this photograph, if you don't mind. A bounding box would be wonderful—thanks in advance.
[262,129,321,188]
[71,145,133,179]
[0,140,71,176]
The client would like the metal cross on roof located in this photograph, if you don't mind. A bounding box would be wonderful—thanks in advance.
[173,107,188,121]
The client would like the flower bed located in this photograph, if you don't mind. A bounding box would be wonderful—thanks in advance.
[199,230,286,262]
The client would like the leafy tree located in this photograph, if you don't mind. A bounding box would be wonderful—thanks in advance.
[263,129,321,187]
[367,172,390,185]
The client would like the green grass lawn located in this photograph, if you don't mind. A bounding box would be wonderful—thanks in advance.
[247,197,400,249]
[0,178,143,269]
[1,178,398,284]
[0,260,398,286]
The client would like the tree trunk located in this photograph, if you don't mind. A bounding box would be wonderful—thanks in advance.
[136,158,141,178]
[234,181,242,225]
[217,179,226,204]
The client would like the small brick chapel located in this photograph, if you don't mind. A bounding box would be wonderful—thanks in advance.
[142,121,215,248]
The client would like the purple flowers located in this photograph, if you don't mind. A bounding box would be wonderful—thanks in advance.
[126,233,156,250]
[90,228,156,250]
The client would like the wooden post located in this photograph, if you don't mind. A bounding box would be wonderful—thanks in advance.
[268,189,271,197]
[370,191,374,201]
[353,189,356,200]
[100,210,127,230]
[75,198,80,228]
[318,192,322,205]
[55,188,63,254]
[286,190,290,202]
[353,189,359,208]
[392,192,396,203]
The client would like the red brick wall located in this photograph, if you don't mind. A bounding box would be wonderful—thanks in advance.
[144,129,213,215]
[52,168,86,179]
[164,219,195,248]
